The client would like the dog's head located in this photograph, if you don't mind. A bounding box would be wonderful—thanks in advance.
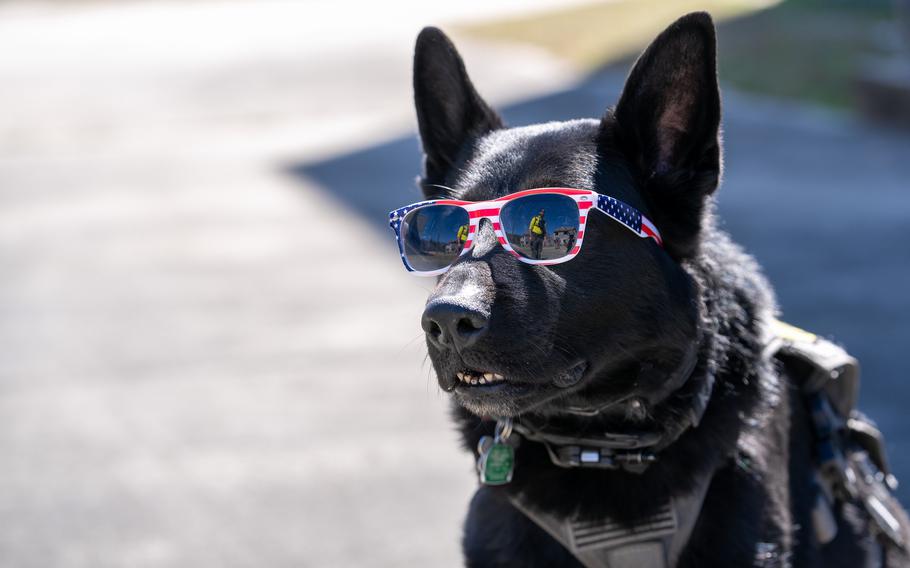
[413,13,721,419]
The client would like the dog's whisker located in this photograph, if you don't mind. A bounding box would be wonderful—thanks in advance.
[397,333,426,355]
[424,183,457,198]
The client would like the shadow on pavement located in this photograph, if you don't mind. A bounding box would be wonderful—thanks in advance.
[290,64,910,502]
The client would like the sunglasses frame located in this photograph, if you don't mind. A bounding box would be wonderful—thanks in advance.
[388,188,663,276]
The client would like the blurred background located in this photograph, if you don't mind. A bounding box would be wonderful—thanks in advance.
[1,0,908,566]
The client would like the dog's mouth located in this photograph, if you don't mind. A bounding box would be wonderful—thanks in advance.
[449,361,588,416]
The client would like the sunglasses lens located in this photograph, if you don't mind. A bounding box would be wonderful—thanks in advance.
[500,194,579,261]
[401,205,471,272]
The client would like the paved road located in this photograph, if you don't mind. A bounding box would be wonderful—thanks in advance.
[1,1,909,567]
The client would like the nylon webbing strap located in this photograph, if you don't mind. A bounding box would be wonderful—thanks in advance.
[508,473,712,568]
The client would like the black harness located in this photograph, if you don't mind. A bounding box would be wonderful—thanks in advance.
[480,320,909,568]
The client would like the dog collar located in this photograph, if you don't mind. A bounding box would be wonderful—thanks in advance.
[478,343,711,477]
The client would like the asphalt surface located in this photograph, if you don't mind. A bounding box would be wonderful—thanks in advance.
[1,1,909,567]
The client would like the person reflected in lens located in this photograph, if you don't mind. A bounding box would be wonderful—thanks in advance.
[403,206,470,271]
[565,227,576,255]
[528,209,547,259]
[456,223,469,247]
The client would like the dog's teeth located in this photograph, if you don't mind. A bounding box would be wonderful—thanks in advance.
[483,372,494,381]
[456,372,465,381]
[471,378,478,385]
[479,377,486,384]
[493,373,504,381]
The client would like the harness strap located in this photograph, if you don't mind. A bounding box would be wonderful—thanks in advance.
[507,473,713,568]
[767,319,909,552]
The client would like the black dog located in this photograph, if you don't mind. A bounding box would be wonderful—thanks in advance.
[406,12,910,567]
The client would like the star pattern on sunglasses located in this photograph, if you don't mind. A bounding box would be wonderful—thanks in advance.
[597,194,642,235]
[389,201,433,229]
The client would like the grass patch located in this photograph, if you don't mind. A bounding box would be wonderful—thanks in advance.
[717,2,892,108]
[457,0,896,109]
[456,0,783,71]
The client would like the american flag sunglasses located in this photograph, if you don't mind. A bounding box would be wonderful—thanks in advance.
[388,188,663,276]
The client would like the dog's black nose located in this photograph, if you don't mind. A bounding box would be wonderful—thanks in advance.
[422,301,489,350]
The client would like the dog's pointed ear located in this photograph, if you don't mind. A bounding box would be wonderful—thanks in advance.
[414,27,503,189]
[612,12,721,258]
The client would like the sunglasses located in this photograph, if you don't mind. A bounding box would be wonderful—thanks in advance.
[388,188,662,276]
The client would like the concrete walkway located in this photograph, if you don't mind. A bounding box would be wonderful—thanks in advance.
[0,1,584,567]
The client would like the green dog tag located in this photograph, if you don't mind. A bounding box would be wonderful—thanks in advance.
[480,442,514,485]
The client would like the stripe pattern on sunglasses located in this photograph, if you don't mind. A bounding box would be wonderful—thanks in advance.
[388,189,662,275]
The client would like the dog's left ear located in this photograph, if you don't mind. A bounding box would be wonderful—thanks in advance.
[612,12,721,258]
[414,27,503,191]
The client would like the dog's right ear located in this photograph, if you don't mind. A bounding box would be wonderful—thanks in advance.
[414,27,503,191]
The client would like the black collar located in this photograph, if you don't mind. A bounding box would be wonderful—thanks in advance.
[506,343,712,474]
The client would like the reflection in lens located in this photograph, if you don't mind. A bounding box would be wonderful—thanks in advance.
[402,205,470,271]
[500,194,579,261]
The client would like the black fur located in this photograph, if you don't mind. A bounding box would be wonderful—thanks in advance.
[410,13,909,567]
